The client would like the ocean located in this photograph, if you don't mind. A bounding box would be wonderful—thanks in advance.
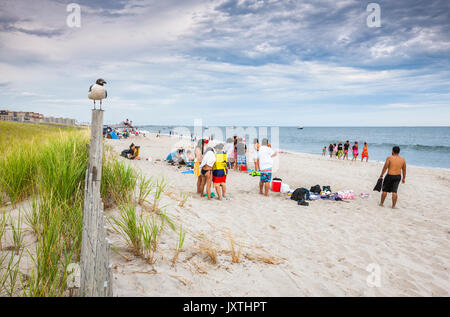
[137,126,450,170]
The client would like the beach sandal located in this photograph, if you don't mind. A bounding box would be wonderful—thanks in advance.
[204,192,216,198]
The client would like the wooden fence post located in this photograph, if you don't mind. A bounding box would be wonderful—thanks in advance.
[80,109,113,297]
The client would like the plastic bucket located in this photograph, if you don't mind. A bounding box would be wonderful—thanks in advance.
[271,179,282,192]
[239,165,247,172]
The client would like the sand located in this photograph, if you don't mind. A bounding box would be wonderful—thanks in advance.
[102,134,449,297]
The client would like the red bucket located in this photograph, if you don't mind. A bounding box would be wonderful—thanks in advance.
[239,165,247,172]
[271,179,282,192]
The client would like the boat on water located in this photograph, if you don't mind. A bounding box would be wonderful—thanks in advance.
[298,126,303,129]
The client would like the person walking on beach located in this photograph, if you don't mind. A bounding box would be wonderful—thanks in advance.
[379,146,406,209]
[361,142,369,162]
[333,143,338,158]
[212,144,228,200]
[351,141,359,161]
[199,147,216,199]
[258,138,277,196]
[337,141,343,159]
[343,140,350,160]
[328,143,334,158]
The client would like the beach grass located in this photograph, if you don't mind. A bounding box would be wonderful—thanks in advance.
[0,211,6,250]
[0,122,106,296]
[102,159,138,207]
[137,175,154,206]
[152,177,168,213]
[171,224,186,267]
[141,214,162,265]
[0,121,189,296]
[109,200,143,256]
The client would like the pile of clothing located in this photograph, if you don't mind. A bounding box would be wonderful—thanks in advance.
[288,184,355,207]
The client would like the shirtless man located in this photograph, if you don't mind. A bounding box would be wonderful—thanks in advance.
[379,146,406,209]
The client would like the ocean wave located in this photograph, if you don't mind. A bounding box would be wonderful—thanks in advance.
[367,143,450,152]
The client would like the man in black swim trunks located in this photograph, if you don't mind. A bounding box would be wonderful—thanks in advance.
[343,140,350,160]
[379,146,406,209]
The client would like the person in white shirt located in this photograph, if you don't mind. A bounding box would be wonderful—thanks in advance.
[258,138,277,196]
[199,147,216,199]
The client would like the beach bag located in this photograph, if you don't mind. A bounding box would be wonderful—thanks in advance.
[322,186,331,192]
[291,188,309,202]
[310,185,321,194]
[120,149,129,158]
[290,188,304,202]
[373,178,383,192]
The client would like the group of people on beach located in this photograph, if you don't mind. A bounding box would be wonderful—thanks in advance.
[323,141,369,162]
[193,136,277,200]
[155,131,407,209]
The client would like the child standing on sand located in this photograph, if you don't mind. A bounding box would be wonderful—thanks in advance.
[322,146,327,156]
[361,142,369,162]
[352,141,359,161]
[212,144,228,200]
[333,143,338,158]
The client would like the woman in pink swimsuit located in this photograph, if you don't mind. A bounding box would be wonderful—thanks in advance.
[352,141,359,161]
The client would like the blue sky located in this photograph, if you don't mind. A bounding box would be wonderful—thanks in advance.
[0,0,449,126]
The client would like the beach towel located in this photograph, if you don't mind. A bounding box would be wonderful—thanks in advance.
[373,178,383,192]
[338,190,354,199]
[181,170,194,174]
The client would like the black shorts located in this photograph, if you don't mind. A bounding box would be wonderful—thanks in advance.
[382,174,401,193]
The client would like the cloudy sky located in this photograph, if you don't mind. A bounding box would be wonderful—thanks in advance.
[0,0,449,126]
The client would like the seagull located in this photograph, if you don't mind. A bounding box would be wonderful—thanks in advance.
[88,78,107,109]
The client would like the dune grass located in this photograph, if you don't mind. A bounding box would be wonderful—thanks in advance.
[0,121,189,296]
[109,200,142,256]
[171,224,186,267]
[0,211,6,250]
[137,175,154,206]
[102,159,138,207]
[0,122,91,296]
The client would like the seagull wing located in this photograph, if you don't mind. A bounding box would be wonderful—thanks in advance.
[89,84,93,92]
[105,90,107,98]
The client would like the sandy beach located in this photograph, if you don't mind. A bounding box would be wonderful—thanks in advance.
[102,134,450,297]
